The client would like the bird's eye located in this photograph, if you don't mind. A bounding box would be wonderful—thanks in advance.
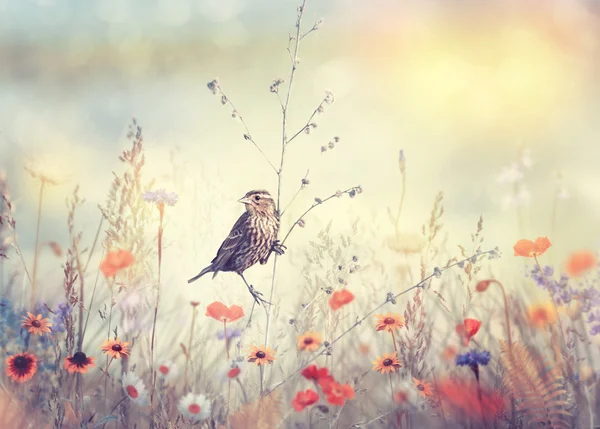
[254,195,261,201]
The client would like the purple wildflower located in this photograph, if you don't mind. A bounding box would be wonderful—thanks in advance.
[51,302,72,333]
[217,328,242,341]
[528,265,574,305]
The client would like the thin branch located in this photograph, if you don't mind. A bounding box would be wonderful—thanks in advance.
[81,249,104,346]
[286,99,326,146]
[10,237,33,286]
[266,248,499,395]
[300,19,323,41]
[280,186,360,246]
[83,215,104,273]
[300,29,317,40]
[280,170,310,217]
[217,87,279,174]
[263,0,308,383]
[276,92,285,112]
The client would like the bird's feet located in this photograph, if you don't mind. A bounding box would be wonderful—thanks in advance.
[248,284,271,306]
[272,240,287,256]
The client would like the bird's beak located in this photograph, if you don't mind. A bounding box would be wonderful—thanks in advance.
[238,196,251,204]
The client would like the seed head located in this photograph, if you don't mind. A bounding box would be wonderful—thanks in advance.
[207,79,220,95]
[324,90,335,105]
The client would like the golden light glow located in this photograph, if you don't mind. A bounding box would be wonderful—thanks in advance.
[364,4,591,137]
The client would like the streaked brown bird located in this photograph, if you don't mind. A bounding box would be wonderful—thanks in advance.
[187,189,285,305]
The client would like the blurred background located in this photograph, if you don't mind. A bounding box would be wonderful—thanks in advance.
[1,0,600,310]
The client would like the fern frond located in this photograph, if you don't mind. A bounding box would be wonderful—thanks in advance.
[500,340,570,429]
[227,391,283,429]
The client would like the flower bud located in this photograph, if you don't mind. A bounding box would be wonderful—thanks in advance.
[476,280,492,292]
[399,149,406,174]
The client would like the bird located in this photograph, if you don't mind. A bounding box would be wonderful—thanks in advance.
[187,189,286,305]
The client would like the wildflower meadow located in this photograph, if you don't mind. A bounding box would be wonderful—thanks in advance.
[1,0,600,428]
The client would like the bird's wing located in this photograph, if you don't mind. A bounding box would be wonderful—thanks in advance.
[210,212,249,264]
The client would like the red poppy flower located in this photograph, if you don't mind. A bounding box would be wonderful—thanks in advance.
[320,379,355,406]
[565,251,597,278]
[100,249,135,278]
[205,301,244,323]
[456,318,481,346]
[437,379,505,420]
[301,365,330,381]
[292,389,320,412]
[329,289,354,311]
[317,375,335,390]
[513,237,551,258]
[475,280,493,292]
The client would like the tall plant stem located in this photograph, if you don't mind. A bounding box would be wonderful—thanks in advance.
[184,304,198,393]
[224,320,230,359]
[10,237,33,286]
[150,203,165,406]
[394,173,406,238]
[514,183,525,239]
[390,330,398,353]
[104,280,115,411]
[489,280,513,346]
[259,365,264,397]
[533,257,567,350]
[30,179,45,307]
[263,0,308,378]
[475,374,489,429]
[81,249,104,346]
[549,193,558,266]
[84,216,104,272]
[482,279,515,426]
[74,240,85,350]
[432,370,449,429]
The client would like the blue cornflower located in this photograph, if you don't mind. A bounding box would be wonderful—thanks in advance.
[456,349,491,367]
[0,297,15,322]
[51,302,72,333]
[33,301,48,317]
[457,349,491,382]
[217,328,242,341]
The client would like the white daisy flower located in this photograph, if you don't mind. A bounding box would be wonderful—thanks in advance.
[218,359,246,382]
[122,372,149,406]
[496,163,524,184]
[142,189,179,206]
[520,148,534,169]
[393,380,420,411]
[178,393,211,423]
[157,360,179,382]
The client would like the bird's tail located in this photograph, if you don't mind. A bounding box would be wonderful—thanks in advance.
[187,265,216,283]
